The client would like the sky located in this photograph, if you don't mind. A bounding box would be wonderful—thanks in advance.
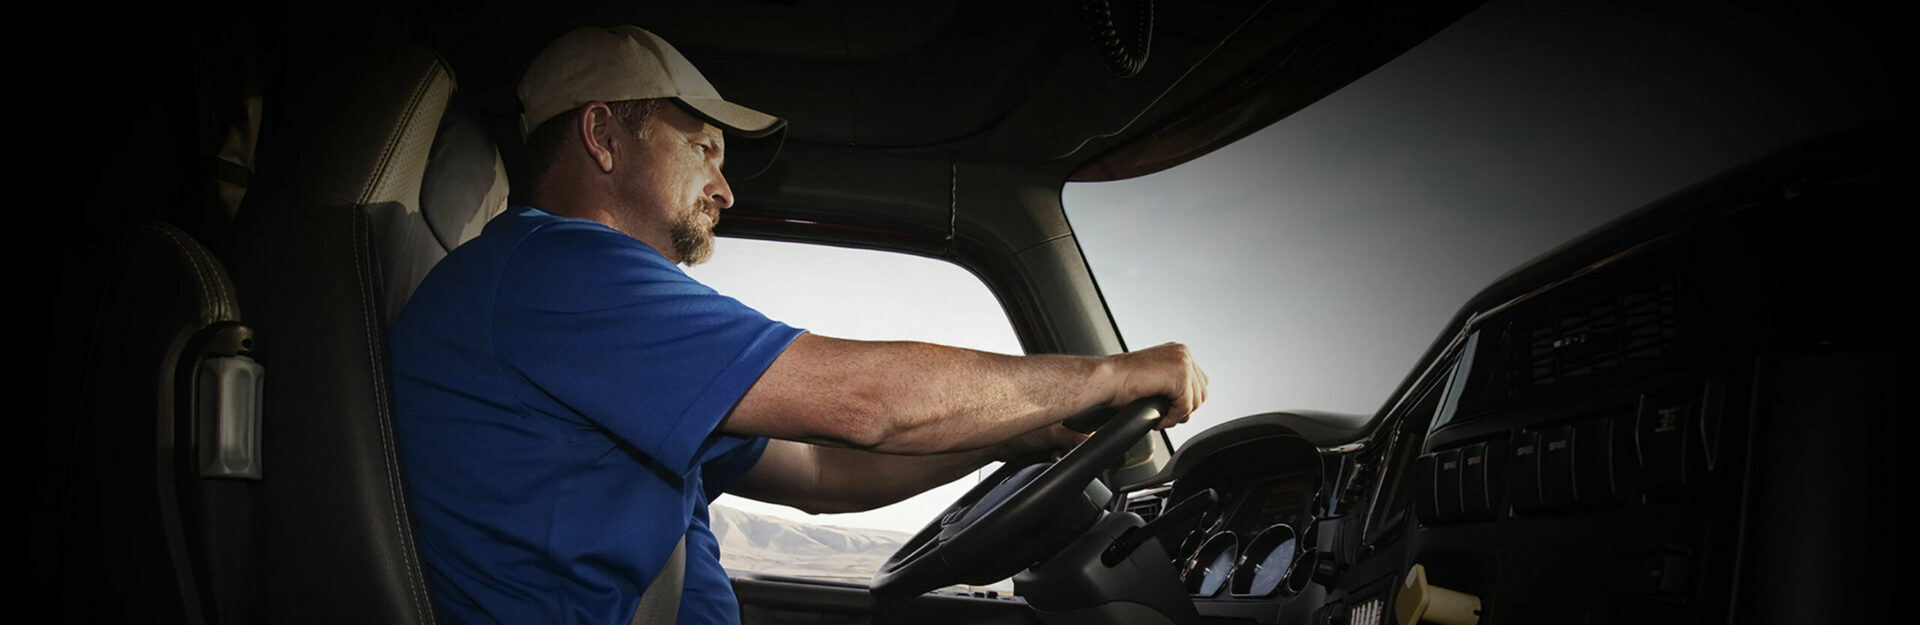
[692,0,1860,534]
[1063,0,1855,437]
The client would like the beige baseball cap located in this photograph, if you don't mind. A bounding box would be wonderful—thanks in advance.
[519,25,788,178]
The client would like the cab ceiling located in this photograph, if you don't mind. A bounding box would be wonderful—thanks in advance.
[416,0,1476,178]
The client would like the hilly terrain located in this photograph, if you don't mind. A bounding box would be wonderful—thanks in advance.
[710,504,910,583]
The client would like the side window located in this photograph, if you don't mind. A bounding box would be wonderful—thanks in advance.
[685,237,1021,585]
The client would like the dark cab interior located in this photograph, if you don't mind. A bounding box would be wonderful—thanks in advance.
[33,0,1907,623]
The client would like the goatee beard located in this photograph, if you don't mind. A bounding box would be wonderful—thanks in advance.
[672,199,717,266]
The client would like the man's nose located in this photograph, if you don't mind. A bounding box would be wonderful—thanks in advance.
[707,170,734,210]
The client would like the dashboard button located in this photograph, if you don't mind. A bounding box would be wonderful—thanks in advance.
[1573,418,1619,507]
[1538,425,1577,511]
[1413,454,1441,526]
[1435,448,1465,523]
[1460,441,1500,521]
[1511,430,1544,515]
[1637,389,1696,502]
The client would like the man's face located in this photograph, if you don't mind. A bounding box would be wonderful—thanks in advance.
[617,104,731,265]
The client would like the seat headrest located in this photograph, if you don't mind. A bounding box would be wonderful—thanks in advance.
[421,108,509,252]
[258,44,509,327]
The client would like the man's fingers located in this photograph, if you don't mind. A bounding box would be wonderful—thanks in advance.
[1194,362,1209,416]
[1053,424,1092,449]
[1118,341,1206,430]
[1176,351,1206,427]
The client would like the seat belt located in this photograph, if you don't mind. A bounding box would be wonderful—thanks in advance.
[630,536,686,625]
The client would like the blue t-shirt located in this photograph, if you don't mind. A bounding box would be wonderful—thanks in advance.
[391,205,803,624]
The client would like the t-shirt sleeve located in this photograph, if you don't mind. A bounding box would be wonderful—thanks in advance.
[493,222,802,476]
[702,436,768,501]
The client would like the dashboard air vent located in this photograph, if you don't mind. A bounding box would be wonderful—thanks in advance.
[1350,596,1384,625]
[1124,489,1169,523]
[1506,275,1678,395]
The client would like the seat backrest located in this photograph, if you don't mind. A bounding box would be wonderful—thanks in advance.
[80,221,263,624]
[227,44,506,625]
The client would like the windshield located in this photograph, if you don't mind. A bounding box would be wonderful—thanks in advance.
[1064,0,1855,446]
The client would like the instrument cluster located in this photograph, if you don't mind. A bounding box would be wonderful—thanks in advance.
[1161,436,1324,602]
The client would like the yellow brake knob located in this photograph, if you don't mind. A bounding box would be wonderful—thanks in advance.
[1394,564,1481,625]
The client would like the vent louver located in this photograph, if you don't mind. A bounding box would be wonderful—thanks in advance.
[1507,276,1678,394]
[1125,491,1168,523]
[1349,596,1385,625]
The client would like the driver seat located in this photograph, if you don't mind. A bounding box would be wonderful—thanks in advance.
[227,44,507,624]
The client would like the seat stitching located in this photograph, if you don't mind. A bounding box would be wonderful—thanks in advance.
[148,223,222,321]
[360,60,442,206]
[362,53,443,623]
[396,66,446,622]
[355,210,430,622]
[182,227,235,320]
[378,56,445,624]
[149,224,212,316]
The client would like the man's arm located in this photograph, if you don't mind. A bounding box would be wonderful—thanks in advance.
[719,334,1206,455]
[728,427,1088,515]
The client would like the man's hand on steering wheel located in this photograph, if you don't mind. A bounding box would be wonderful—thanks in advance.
[995,342,1206,462]
[868,342,1208,599]
[1109,342,1210,429]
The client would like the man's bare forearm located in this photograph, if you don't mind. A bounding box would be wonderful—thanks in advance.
[812,446,991,512]
[732,440,1004,514]
[726,334,1123,454]
[725,334,1204,515]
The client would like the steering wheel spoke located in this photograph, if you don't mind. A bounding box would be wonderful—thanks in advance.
[900,535,942,565]
[870,396,1172,598]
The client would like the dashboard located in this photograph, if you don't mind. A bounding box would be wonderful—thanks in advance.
[1107,134,1899,625]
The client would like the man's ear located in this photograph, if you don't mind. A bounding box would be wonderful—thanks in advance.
[579,101,617,173]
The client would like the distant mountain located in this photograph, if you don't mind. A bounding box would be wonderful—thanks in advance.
[710,504,911,583]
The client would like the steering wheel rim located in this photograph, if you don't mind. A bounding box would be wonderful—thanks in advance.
[869,396,1171,598]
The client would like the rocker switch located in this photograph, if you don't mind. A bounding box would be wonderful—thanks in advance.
[1538,425,1576,511]
[1511,430,1544,516]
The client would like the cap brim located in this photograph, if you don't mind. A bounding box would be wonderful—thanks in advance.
[720,126,786,181]
[669,98,787,180]
[673,96,785,138]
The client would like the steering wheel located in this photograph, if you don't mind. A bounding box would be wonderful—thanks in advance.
[869,396,1171,598]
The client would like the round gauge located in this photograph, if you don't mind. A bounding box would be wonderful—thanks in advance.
[1231,524,1298,597]
[1284,548,1321,595]
[1197,504,1228,534]
[1182,533,1239,597]
[1176,529,1208,561]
